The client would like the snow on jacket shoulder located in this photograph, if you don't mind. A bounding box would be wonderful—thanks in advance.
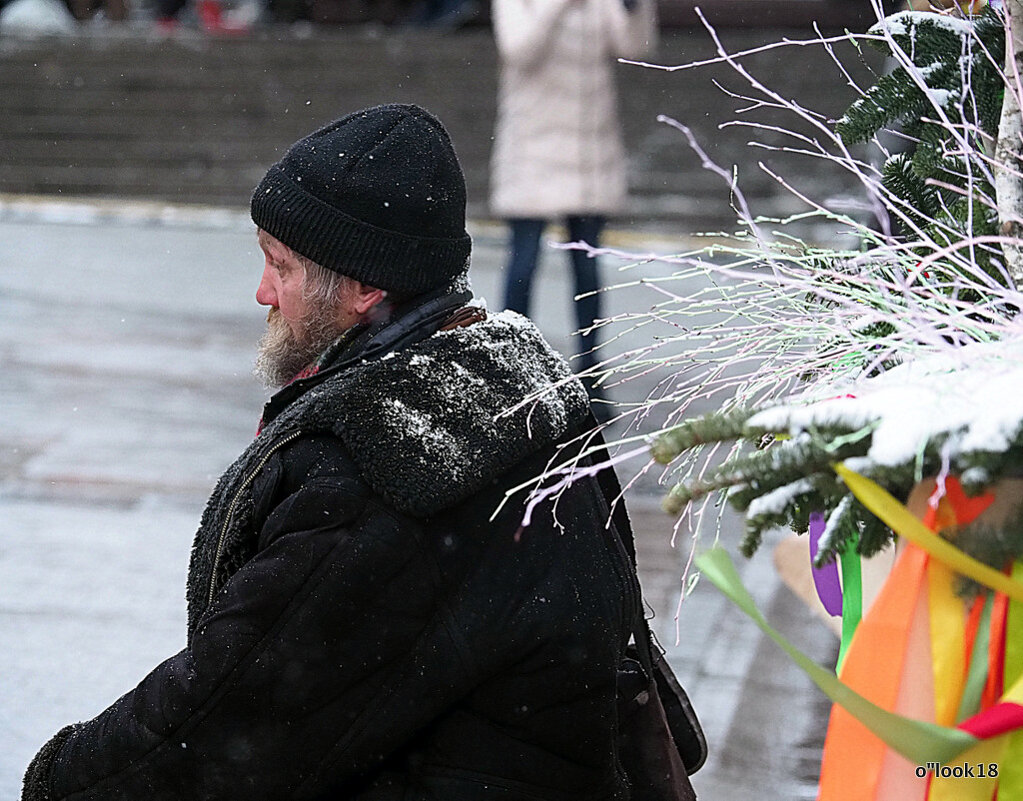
[23,309,637,801]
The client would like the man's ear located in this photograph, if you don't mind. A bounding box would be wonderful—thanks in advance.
[351,282,387,315]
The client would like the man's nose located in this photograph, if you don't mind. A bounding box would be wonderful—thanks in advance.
[255,265,277,307]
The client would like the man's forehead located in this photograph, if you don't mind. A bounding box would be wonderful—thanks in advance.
[257,229,290,258]
[257,228,276,249]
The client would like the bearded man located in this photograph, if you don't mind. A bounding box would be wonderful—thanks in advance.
[22,104,640,801]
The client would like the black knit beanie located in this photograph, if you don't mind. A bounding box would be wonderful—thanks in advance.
[251,104,471,296]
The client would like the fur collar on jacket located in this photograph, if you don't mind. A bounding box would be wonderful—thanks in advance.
[275,308,590,516]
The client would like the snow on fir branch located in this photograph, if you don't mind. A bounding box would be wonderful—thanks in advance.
[653,334,1023,570]
[836,5,1009,294]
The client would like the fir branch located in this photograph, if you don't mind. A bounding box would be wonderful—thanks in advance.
[837,70,928,145]
[858,506,896,558]
[883,152,941,223]
[651,405,754,464]
[662,426,870,526]
[813,494,856,566]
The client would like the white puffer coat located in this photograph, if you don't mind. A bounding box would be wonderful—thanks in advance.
[489,0,658,218]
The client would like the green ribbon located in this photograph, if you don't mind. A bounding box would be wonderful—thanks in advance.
[695,546,977,765]
[837,544,862,674]
[956,593,993,725]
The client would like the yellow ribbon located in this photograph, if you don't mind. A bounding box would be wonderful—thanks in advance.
[928,554,967,727]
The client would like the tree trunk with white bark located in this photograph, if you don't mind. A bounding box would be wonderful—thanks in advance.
[996,0,1023,285]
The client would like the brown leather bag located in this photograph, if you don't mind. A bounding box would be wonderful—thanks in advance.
[617,637,703,800]
[618,670,696,799]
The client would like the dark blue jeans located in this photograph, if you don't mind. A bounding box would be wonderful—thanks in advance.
[503,216,605,371]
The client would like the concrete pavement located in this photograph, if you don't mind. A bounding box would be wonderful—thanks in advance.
[0,198,836,799]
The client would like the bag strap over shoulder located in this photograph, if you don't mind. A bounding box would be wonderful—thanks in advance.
[584,415,708,775]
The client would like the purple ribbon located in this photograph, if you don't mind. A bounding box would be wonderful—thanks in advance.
[809,511,843,616]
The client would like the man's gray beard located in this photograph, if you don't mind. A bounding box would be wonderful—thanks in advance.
[254,306,345,388]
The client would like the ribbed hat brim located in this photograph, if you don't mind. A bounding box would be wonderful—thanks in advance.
[251,167,471,296]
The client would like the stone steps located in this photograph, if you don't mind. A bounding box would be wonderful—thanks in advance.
[0,24,882,231]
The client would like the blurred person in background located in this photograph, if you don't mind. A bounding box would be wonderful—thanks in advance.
[155,0,250,32]
[490,0,657,408]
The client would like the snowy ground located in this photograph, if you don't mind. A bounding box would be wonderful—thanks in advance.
[0,202,832,800]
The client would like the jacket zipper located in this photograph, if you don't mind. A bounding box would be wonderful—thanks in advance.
[207,430,303,607]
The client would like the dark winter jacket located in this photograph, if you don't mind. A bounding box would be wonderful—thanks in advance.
[23,291,638,801]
